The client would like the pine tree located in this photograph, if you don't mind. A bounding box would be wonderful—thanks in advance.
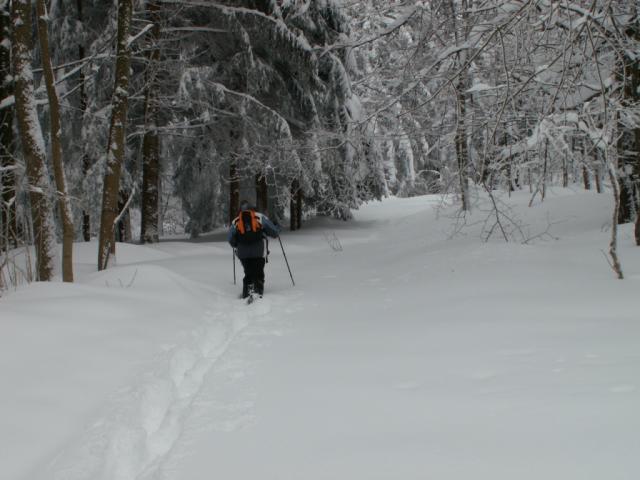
[157,1,376,233]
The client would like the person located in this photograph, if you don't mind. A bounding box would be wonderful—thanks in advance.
[228,200,280,298]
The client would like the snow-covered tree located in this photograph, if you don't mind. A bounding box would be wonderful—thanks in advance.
[140,0,162,244]
[97,0,133,270]
[0,0,16,251]
[36,0,74,281]
[11,0,57,280]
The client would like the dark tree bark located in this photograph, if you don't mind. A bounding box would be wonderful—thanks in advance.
[593,152,603,194]
[77,0,91,242]
[229,159,240,223]
[36,0,74,282]
[606,158,624,279]
[289,178,302,231]
[12,0,56,280]
[98,0,133,270]
[616,17,640,227]
[141,0,161,244]
[541,139,548,201]
[582,165,591,190]
[116,191,131,242]
[141,130,160,243]
[295,181,302,229]
[0,0,16,249]
[255,173,268,213]
[450,0,470,211]
[454,76,470,210]
[582,142,591,190]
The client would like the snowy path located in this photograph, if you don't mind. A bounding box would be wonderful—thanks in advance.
[36,293,257,480]
[3,192,640,480]
[144,197,640,480]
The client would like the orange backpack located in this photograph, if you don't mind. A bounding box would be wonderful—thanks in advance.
[236,210,262,244]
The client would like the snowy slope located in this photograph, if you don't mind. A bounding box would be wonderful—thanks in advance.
[1,189,639,480]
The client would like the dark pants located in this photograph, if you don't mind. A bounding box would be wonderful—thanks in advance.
[240,257,266,297]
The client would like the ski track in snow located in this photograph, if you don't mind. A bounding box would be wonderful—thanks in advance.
[46,293,276,480]
[6,192,640,480]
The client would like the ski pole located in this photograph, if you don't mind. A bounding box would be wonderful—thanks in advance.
[278,236,295,286]
[233,249,237,285]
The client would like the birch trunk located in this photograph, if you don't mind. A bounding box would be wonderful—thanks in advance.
[98,0,133,270]
[36,0,74,282]
[11,0,57,281]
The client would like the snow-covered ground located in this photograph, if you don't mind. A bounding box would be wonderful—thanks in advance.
[1,188,639,480]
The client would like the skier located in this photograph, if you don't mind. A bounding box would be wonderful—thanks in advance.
[228,200,281,299]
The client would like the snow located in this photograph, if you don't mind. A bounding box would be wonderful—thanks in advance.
[126,24,155,48]
[2,189,640,480]
[382,4,419,32]
[466,82,504,93]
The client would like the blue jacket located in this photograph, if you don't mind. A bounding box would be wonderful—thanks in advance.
[228,210,280,259]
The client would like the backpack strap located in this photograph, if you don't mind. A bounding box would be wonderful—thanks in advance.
[235,214,245,234]
[250,210,259,232]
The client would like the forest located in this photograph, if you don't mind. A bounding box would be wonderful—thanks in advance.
[1,0,639,288]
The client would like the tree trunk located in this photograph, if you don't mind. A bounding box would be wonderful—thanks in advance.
[141,131,160,243]
[36,0,74,282]
[229,159,240,223]
[455,77,469,211]
[606,153,624,279]
[295,181,302,229]
[289,178,302,231]
[1,0,16,250]
[451,0,470,211]
[541,140,548,201]
[582,165,591,190]
[116,190,131,242]
[77,0,91,242]
[616,17,640,226]
[582,142,591,190]
[617,171,635,224]
[11,0,57,280]
[141,0,161,244]
[98,0,133,270]
[255,173,268,213]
